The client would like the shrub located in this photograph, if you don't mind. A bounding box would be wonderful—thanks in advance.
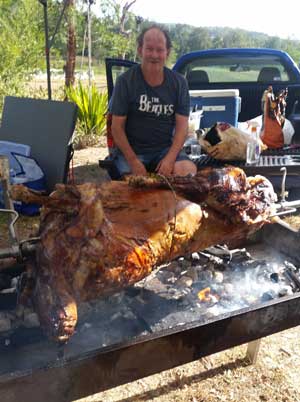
[65,81,108,148]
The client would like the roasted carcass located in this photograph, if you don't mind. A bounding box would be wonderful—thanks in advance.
[11,167,277,342]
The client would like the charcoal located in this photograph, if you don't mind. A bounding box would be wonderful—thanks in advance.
[230,248,252,263]
[0,293,17,311]
[200,251,224,266]
[176,276,193,288]
[0,274,11,291]
[111,312,123,321]
[242,260,266,269]
[279,286,294,297]
[206,305,221,317]
[23,312,40,328]
[191,252,200,261]
[177,257,190,270]
[198,270,213,282]
[214,271,224,283]
[10,277,18,288]
[79,322,92,332]
[186,267,198,282]
[125,287,141,298]
[261,290,277,302]
[209,283,221,293]
[108,292,125,305]
[1,239,298,347]
[270,273,279,283]
[284,261,298,272]
[223,283,234,294]
[0,263,25,278]
[243,294,258,305]
[165,261,182,274]
[207,262,216,271]
[0,314,11,332]
[77,302,93,318]
[159,270,176,283]
[177,297,191,308]
[209,295,219,305]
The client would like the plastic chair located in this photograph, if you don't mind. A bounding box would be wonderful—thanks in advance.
[0,96,77,192]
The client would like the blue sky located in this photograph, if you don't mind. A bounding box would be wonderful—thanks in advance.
[94,0,300,40]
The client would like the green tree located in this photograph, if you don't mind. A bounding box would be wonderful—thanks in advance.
[0,0,45,107]
[265,36,282,49]
[185,27,212,52]
[169,24,193,59]
[281,38,300,63]
[92,0,138,60]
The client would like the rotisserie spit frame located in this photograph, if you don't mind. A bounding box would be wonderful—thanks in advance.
[0,223,300,402]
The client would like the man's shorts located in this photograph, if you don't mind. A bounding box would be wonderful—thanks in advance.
[113,147,191,177]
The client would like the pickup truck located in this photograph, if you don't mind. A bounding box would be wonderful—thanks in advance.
[173,48,300,122]
[106,48,300,125]
[102,48,300,185]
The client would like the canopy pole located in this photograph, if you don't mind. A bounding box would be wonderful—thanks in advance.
[38,0,68,100]
[39,0,52,100]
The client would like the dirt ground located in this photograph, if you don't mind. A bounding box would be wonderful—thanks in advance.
[1,146,300,402]
[75,330,300,402]
[72,142,109,184]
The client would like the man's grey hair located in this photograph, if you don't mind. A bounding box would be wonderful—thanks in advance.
[137,25,172,50]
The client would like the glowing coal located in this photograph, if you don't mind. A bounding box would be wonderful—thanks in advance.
[0,243,299,347]
[197,287,211,302]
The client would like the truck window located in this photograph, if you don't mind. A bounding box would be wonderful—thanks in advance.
[111,65,132,87]
[180,55,290,83]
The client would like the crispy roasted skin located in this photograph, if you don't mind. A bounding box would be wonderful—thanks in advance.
[11,167,277,342]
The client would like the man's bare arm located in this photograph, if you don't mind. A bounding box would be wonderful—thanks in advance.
[111,115,147,175]
[156,114,188,174]
[168,113,189,158]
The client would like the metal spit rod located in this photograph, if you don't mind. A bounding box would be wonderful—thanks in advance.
[0,156,18,244]
[272,166,300,213]
[0,156,39,260]
[0,209,21,258]
[270,167,300,232]
[1,162,300,259]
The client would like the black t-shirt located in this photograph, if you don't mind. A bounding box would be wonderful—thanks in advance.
[109,65,190,154]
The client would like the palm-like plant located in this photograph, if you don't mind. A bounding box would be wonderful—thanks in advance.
[66,81,108,147]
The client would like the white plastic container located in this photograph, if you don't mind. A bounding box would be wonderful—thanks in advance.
[188,109,203,135]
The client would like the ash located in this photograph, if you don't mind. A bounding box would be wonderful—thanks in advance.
[0,243,299,354]
[123,244,299,333]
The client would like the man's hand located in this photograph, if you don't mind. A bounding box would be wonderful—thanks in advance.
[129,158,148,176]
[156,154,176,175]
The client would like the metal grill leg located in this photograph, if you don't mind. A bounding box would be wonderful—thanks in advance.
[246,338,262,364]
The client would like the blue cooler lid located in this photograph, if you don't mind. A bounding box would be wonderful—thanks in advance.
[189,89,240,98]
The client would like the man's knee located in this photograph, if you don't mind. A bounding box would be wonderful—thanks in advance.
[173,160,197,176]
